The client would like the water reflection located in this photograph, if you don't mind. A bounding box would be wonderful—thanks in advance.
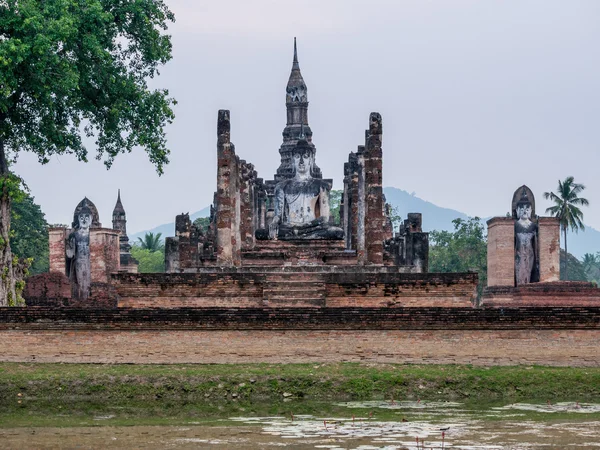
[0,400,600,449]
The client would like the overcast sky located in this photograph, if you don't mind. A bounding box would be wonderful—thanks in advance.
[13,0,600,234]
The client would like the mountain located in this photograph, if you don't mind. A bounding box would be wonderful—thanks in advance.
[382,187,468,233]
[130,187,600,259]
[130,207,210,244]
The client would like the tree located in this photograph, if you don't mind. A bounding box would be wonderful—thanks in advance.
[11,190,48,274]
[193,216,210,233]
[429,217,487,295]
[560,250,587,281]
[0,0,176,305]
[543,177,589,280]
[131,245,164,273]
[137,232,163,252]
[582,252,600,284]
[329,190,342,225]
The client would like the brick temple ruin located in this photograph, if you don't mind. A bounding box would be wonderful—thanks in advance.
[7,39,600,367]
[112,40,476,308]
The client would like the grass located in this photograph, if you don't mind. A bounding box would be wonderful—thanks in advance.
[1,362,600,403]
[1,363,600,427]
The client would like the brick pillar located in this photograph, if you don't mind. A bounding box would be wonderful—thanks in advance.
[49,227,68,275]
[364,112,384,265]
[356,147,365,263]
[538,217,560,282]
[89,228,120,283]
[231,151,242,266]
[486,217,515,287]
[342,163,350,249]
[239,161,255,251]
[216,110,234,266]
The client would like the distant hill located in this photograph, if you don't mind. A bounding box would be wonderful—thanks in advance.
[131,187,600,259]
[130,207,210,244]
[382,187,468,233]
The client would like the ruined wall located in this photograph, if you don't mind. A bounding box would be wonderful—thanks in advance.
[0,307,598,366]
[487,217,515,287]
[89,228,120,284]
[538,217,560,282]
[482,281,600,307]
[112,271,477,308]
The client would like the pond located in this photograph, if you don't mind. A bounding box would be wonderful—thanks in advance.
[1,399,599,449]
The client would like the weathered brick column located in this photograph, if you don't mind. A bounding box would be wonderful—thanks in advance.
[89,229,120,283]
[364,113,384,265]
[487,217,515,287]
[356,146,365,262]
[239,161,256,251]
[216,110,235,266]
[49,227,68,274]
[538,217,560,282]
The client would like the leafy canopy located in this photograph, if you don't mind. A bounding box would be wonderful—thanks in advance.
[0,0,176,171]
[11,190,48,274]
[543,176,589,234]
[429,217,487,293]
[131,245,164,273]
[137,231,163,252]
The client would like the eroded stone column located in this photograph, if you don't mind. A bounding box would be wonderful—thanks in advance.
[487,217,515,287]
[364,113,384,265]
[216,110,234,266]
[538,217,560,282]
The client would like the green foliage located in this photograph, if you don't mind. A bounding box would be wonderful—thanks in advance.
[544,177,589,279]
[11,191,48,274]
[329,189,342,225]
[0,0,176,172]
[582,252,600,283]
[130,245,164,273]
[388,205,403,229]
[560,250,588,281]
[137,232,163,252]
[544,177,589,235]
[429,217,487,294]
[192,216,210,233]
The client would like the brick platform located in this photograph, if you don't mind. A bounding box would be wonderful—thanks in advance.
[112,269,478,308]
[0,307,598,366]
[482,281,600,307]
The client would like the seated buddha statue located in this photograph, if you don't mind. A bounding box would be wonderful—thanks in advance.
[268,140,343,240]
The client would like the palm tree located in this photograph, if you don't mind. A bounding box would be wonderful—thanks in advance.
[543,176,589,279]
[137,232,164,252]
[582,252,600,282]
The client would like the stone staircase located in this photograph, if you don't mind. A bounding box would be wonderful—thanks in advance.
[262,272,327,307]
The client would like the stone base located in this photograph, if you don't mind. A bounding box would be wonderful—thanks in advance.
[242,239,355,267]
[482,281,600,307]
[113,268,478,308]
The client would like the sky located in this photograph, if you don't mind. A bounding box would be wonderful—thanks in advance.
[13,0,600,234]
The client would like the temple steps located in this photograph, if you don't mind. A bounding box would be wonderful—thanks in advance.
[263,273,326,306]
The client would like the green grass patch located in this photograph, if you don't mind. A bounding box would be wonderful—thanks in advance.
[1,363,599,403]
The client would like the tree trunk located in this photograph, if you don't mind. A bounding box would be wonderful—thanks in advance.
[563,226,568,281]
[0,137,17,306]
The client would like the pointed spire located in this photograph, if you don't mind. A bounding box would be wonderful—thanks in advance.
[287,37,307,101]
[292,37,299,69]
[113,189,125,215]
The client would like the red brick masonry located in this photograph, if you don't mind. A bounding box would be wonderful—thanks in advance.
[0,307,598,366]
[482,281,600,307]
[112,271,478,308]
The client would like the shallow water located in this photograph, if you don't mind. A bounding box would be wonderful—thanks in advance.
[1,400,600,449]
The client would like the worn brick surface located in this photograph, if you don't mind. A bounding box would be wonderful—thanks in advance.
[0,307,598,366]
[487,217,515,287]
[111,271,477,308]
[538,217,560,282]
[482,282,600,307]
